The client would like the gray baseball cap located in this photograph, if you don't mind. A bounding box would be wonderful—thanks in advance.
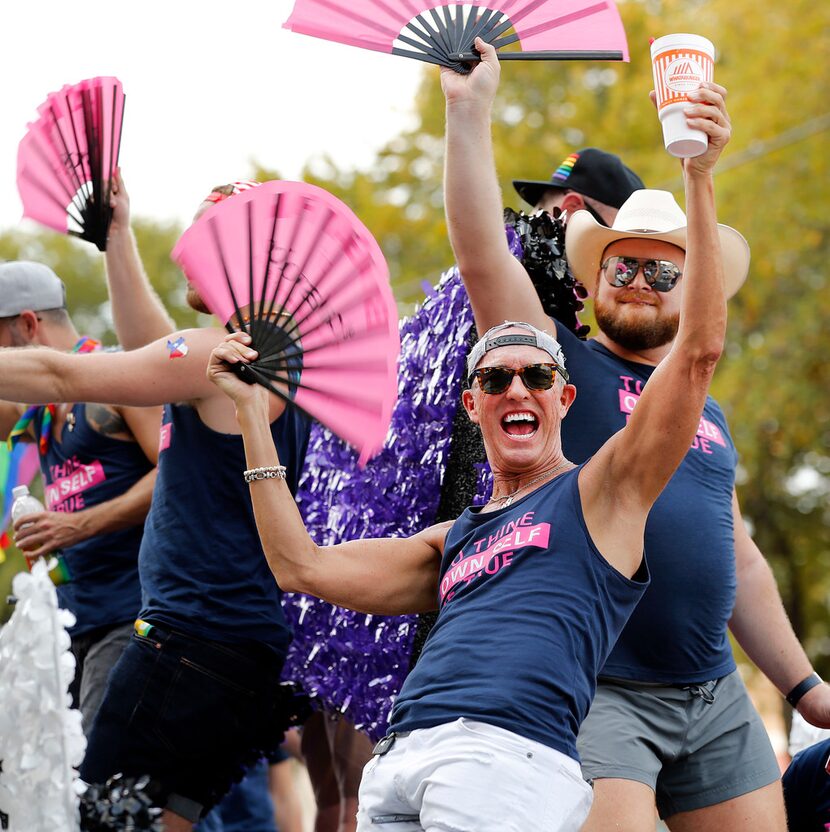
[466,321,567,380]
[0,261,67,317]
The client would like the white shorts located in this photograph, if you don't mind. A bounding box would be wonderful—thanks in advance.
[356,718,593,832]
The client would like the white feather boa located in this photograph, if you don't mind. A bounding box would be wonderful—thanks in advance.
[0,559,86,831]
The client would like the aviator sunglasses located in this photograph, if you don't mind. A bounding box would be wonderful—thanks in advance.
[469,363,569,394]
[601,256,683,293]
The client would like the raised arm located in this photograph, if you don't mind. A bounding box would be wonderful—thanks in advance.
[105,170,177,348]
[208,333,446,615]
[582,84,733,570]
[442,38,550,334]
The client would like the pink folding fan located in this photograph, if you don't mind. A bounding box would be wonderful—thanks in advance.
[283,0,629,72]
[17,76,125,251]
[171,181,400,464]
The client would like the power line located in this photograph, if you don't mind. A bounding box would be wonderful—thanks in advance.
[657,112,830,191]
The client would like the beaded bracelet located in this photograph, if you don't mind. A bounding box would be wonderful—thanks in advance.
[244,466,287,484]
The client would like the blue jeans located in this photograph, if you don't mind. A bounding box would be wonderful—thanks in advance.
[80,622,286,822]
[196,760,277,832]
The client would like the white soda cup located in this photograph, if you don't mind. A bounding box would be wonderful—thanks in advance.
[651,34,715,158]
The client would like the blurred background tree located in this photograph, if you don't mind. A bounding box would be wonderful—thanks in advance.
[1,0,828,709]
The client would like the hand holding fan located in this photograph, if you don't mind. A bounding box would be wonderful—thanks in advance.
[171,181,400,464]
[283,0,629,73]
[17,76,125,251]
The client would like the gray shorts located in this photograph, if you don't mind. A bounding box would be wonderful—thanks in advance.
[577,669,781,818]
[70,621,134,733]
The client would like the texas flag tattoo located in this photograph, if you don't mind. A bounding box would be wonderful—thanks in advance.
[167,336,189,359]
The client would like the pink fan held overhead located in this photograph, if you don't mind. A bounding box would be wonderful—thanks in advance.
[283,0,629,73]
[171,180,400,465]
[17,76,125,251]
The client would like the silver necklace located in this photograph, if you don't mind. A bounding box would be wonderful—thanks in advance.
[490,460,573,508]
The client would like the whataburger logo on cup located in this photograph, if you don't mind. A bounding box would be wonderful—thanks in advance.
[654,49,714,107]
[666,54,708,93]
[651,34,715,158]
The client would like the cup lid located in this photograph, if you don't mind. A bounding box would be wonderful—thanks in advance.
[651,33,714,57]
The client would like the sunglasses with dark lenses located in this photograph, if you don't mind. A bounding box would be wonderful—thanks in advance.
[601,256,683,293]
[469,363,568,394]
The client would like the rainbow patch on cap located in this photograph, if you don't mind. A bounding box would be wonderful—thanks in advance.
[552,152,580,184]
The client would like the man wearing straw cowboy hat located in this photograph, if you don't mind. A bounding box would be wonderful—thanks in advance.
[207,127,729,824]
[442,37,830,832]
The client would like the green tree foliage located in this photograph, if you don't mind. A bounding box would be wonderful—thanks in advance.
[0,219,196,345]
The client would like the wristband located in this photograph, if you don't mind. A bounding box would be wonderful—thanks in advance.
[244,465,286,484]
[786,672,823,708]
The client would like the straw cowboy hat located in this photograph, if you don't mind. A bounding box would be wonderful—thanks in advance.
[565,189,750,299]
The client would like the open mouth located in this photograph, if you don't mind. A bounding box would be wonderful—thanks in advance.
[501,411,539,438]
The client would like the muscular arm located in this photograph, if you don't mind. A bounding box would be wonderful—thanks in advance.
[0,328,229,409]
[105,170,177,348]
[210,337,446,615]
[580,87,732,575]
[729,490,830,727]
[442,39,551,334]
[14,469,157,560]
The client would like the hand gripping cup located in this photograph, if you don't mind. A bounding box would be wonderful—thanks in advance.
[651,34,715,158]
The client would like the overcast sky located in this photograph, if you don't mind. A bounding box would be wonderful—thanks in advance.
[0,1,425,231]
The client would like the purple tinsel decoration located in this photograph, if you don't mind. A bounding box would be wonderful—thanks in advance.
[285,267,475,739]
[283,223,575,740]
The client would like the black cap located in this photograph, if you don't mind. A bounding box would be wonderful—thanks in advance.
[512,148,644,210]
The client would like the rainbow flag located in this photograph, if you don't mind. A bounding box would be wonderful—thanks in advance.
[0,443,41,564]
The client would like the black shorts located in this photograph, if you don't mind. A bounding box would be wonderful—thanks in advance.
[80,622,287,822]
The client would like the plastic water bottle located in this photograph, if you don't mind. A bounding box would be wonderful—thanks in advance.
[10,485,70,584]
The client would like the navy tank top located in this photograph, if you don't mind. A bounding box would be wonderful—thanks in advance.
[556,326,738,683]
[391,466,648,760]
[35,404,154,637]
[138,403,310,651]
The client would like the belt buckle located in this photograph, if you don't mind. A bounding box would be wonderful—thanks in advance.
[372,733,397,757]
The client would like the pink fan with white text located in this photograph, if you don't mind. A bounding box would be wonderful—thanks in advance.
[17,76,125,251]
[284,0,629,73]
[171,181,400,464]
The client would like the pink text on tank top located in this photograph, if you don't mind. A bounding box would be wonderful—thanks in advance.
[45,457,106,511]
[618,376,725,454]
[440,513,551,602]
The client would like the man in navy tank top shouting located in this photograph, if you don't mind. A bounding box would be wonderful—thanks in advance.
[442,38,830,832]
[207,67,730,824]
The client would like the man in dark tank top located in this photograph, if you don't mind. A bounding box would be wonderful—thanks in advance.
[443,38,830,832]
[0,184,311,830]
[208,62,732,826]
[0,260,160,734]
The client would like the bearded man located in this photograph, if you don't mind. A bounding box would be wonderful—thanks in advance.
[441,36,830,832]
